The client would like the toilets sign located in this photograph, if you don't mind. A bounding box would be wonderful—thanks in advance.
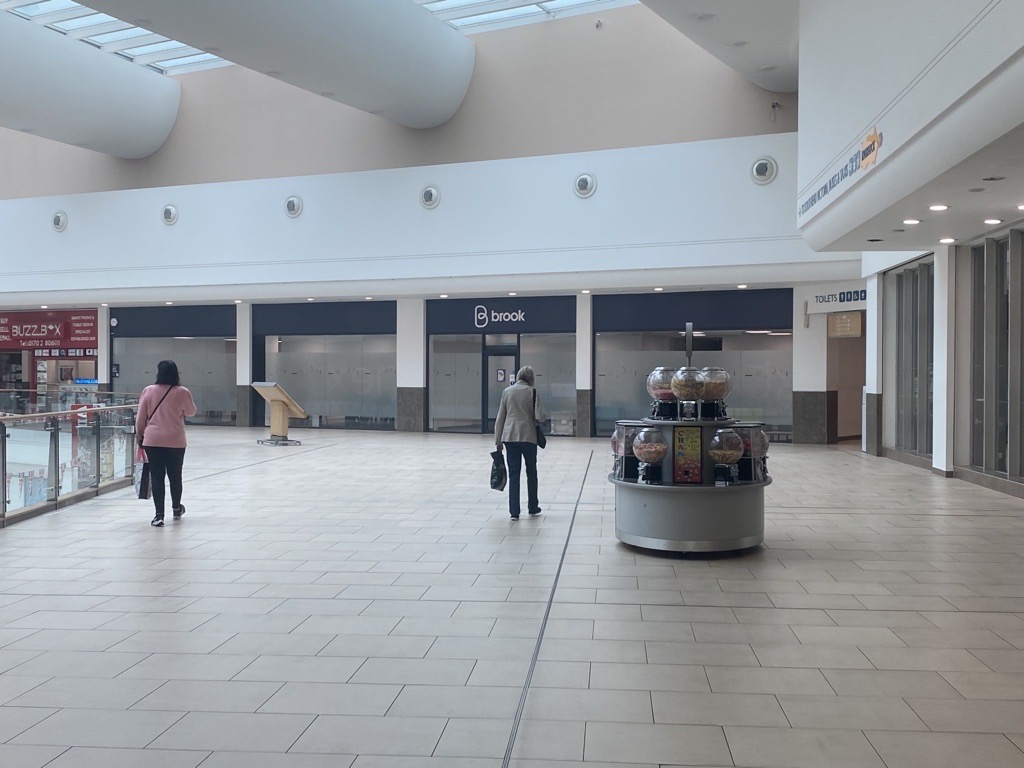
[475,305,526,328]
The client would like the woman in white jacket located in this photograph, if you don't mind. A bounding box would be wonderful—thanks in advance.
[494,365,544,520]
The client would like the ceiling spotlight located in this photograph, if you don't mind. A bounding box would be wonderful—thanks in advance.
[939,238,955,244]
[40,305,48,309]
[867,238,884,242]
[982,176,1006,182]
[969,187,985,193]
[101,303,108,307]
[903,219,921,225]
[759,65,778,72]
[697,13,716,20]
[984,219,1002,225]
[306,298,315,302]
[364,297,373,301]
[233,300,242,304]
[439,294,448,298]
[508,292,517,296]
[165,301,173,305]
[654,287,664,292]
[929,204,949,211]
[731,40,749,47]
[581,289,591,294]
[265,70,281,78]
[737,284,748,289]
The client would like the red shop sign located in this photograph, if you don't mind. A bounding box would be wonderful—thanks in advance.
[0,309,98,352]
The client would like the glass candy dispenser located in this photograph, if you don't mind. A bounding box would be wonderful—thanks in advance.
[670,366,704,420]
[733,422,770,483]
[708,427,743,486]
[699,366,732,420]
[633,427,669,484]
[646,367,677,420]
[612,420,645,481]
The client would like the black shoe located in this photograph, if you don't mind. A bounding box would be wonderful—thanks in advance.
[151,515,164,527]
[528,507,542,516]
[173,503,185,520]
[510,514,520,520]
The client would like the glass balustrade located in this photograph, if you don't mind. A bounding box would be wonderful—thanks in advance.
[1,404,137,524]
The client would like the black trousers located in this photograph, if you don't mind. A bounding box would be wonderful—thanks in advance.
[503,441,539,517]
[143,446,186,517]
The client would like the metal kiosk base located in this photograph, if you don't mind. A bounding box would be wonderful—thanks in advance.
[610,475,770,553]
[257,435,301,447]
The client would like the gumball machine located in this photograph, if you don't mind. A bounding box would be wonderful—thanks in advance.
[670,366,704,420]
[611,420,645,481]
[708,427,743,486]
[699,366,732,420]
[733,422,770,483]
[646,367,677,420]
[633,427,669,485]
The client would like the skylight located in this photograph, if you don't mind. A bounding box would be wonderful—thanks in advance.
[2,0,637,76]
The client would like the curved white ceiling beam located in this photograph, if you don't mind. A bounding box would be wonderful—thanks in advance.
[0,13,180,159]
[82,0,477,129]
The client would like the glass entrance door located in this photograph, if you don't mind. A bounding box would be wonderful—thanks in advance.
[485,352,517,433]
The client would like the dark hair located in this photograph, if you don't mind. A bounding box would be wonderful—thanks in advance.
[155,360,180,386]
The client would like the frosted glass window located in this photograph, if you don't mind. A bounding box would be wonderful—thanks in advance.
[112,337,237,425]
[429,335,482,432]
[520,333,576,435]
[265,335,397,430]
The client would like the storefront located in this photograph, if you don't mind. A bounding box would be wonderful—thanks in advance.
[0,309,99,410]
[110,305,237,425]
[252,301,397,430]
[426,296,576,435]
[592,290,794,438]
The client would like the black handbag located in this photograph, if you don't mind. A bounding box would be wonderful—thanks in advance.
[490,450,507,491]
[533,389,546,449]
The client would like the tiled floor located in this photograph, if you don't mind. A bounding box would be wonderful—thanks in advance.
[0,427,1023,767]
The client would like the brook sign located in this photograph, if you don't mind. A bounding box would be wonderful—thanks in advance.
[475,305,526,328]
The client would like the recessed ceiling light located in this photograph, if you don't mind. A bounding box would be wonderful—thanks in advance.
[265,70,281,78]
[697,13,716,20]
[654,287,664,292]
[892,229,906,233]
[929,204,949,211]
[969,187,985,193]
[939,238,955,244]
[439,294,448,298]
[759,65,778,72]
[731,40,748,47]
[867,238,884,242]
[581,289,591,294]
[320,91,335,98]
[508,292,517,296]
[306,298,315,302]
[101,303,108,307]
[737,284,748,289]
[165,301,173,305]
[768,332,792,336]
[984,219,1002,225]
[982,176,1005,182]
[364,297,373,301]
[1018,204,1024,211]
[903,219,921,225]
[745,330,772,334]
[40,305,48,309]
[233,300,242,304]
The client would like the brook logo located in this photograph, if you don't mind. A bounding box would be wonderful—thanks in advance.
[474,305,526,329]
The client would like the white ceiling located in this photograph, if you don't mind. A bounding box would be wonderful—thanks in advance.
[640,0,798,93]
[828,122,1024,252]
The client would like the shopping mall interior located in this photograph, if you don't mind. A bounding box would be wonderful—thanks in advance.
[1,1,1023,766]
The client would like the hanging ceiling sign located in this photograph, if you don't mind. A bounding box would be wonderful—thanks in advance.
[798,126,883,221]
[0,309,98,352]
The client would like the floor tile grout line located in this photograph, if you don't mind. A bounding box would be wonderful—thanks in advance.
[501,449,593,768]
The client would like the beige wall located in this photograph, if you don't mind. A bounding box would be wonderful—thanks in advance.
[0,5,796,200]
[827,331,867,439]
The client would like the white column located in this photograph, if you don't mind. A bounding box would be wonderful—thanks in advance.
[397,298,426,388]
[791,296,827,392]
[576,293,592,391]
[235,302,252,386]
[932,248,955,473]
[863,272,882,452]
[96,304,110,385]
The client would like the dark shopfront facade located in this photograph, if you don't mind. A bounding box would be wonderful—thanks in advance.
[251,301,397,430]
[426,296,577,435]
[110,305,238,425]
[591,289,795,437]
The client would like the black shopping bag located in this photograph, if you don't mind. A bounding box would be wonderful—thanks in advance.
[134,448,152,500]
[490,450,507,491]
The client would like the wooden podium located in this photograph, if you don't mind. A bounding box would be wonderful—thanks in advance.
[251,382,308,446]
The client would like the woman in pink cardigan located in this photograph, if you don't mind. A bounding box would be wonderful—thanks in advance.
[135,360,197,527]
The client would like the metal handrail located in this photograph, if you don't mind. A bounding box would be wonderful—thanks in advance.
[0,404,137,423]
